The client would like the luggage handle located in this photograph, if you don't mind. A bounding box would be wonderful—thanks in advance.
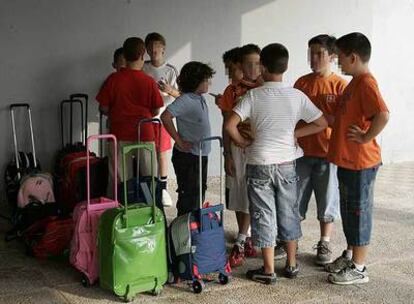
[86,134,118,211]
[199,136,224,232]
[198,136,223,209]
[70,93,88,140]
[60,99,84,148]
[121,143,156,228]
[10,103,37,180]
[137,118,162,178]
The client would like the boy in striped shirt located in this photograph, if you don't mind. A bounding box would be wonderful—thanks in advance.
[225,43,328,284]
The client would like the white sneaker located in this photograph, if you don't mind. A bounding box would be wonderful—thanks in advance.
[162,189,173,207]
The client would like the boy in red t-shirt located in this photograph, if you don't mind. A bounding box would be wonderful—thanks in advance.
[289,35,348,265]
[325,32,389,285]
[96,37,163,193]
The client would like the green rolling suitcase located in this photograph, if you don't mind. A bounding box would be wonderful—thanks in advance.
[98,142,167,302]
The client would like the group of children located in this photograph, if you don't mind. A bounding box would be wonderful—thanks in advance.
[96,31,389,286]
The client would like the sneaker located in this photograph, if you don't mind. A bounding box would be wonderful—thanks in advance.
[274,241,287,260]
[246,267,277,285]
[325,250,351,273]
[229,243,245,267]
[284,263,300,279]
[328,263,369,285]
[313,241,332,265]
[162,189,173,207]
[244,237,257,258]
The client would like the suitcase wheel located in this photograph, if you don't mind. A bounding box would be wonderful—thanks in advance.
[218,273,229,285]
[81,274,90,287]
[152,287,162,296]
[192,280,204,294]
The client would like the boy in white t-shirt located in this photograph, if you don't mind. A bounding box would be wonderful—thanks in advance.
[143,33,179,205]
[225,43,328,284]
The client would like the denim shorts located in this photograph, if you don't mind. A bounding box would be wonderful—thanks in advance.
[337,166,379,246]
[296,156,340,222]
[246,162,302,248]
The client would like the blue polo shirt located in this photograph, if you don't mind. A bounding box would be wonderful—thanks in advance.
[166,93,211,156]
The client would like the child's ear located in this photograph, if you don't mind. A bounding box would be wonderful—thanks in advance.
[350,53,358,64]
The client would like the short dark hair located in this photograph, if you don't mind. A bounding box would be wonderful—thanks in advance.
[122,37,145,62]
[240,44,261,62]
[260,43,289,74]
[222,47,242,64]
[113,47,124,63]
[145,32,166,47]
[336,32,371,62]
[308,34,337,54]
[177,61,215,93]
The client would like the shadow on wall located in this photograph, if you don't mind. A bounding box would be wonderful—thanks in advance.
[0,0,276,200]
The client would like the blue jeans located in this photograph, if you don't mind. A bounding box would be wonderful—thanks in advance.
[296,156,340,222]
[246,162,302,248]
[337,166,379,246]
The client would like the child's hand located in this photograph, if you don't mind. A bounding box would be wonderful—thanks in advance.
[177,138,193,152]
[158,81,174,95]
[347,124,368,144]
[236,137,252,148]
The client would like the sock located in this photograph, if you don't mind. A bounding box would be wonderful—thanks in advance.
[345,249,353,259]
[236,233,247,246]
[246,227,251,238]
[321,236,330,242]
[160,176,168,190]
[353,262,365,272]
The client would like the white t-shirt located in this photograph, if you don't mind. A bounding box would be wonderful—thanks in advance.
[142,61,178,107]
[233,82,322,165]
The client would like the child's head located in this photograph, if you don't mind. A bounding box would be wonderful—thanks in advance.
[240,44,261,82]
[222,47,243,83]
[122,37,146,64]
[335,32,371,76]
[177,61,215,95]
[145,32,166,63]
[112,47,126,71]
[307,34,337,74]
[260,43,289,79]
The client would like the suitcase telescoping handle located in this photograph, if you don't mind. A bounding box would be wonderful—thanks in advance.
[60,99,84,148]
[9,103,37,179]
[69,93,88,140]
[86,134,118,211]
[121,143,156,228]
[199,136,224,209]
[137,118,162,177]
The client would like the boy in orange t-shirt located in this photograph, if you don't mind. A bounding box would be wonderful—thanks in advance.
[325,32,389,285]
[219,44,262,267]
[290,35,347,265]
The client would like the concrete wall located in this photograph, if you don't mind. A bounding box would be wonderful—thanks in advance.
[1,0,412,198]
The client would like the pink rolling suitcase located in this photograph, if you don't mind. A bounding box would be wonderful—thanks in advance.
[70,134,119,287]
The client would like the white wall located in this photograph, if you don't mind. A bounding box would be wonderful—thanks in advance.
[1,0,413,199]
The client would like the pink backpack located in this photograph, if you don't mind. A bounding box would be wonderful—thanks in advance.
[69,134,119,286]
[17,173,55,208]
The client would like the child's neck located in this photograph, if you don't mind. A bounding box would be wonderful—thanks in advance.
[351,65,370,77]
[314,68,332,78]
[263,74,283,82]
[151,58,165,68]
[127,61,143,71]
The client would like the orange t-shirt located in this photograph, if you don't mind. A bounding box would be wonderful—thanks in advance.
[294,73,348,158]
[327,73,389,170]
[218,79,260,139]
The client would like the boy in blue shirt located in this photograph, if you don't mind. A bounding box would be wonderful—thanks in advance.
[161,61,215,216]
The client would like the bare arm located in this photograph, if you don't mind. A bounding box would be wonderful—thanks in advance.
[224,112,252,148]
[294,115,328,139]
[348,111,390,144]
[160,109,192,151]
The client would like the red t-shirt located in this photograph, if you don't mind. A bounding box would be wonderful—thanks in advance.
[96,68,163,141]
